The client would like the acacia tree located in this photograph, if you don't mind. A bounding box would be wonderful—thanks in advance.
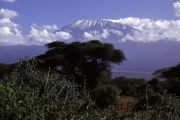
[153,63,180,79]
[37,40,126,89]
[153,63,180,96]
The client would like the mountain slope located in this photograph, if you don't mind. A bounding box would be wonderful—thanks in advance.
[57,19,138,42]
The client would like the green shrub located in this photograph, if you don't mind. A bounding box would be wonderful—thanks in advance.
[91,84,121,108]
[128,91,180,120]
[0,58,82,119]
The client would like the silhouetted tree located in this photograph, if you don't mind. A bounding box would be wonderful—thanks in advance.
[153,62,180,79]
[36,40,126,89]
[153,63,180,96]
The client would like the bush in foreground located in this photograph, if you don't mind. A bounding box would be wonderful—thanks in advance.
[0,58,81,119]
[91,84,121,108]
[127,91,180,120]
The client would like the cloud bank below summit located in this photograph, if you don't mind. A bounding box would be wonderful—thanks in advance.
[107,17,180,42]
[1,1,180,46]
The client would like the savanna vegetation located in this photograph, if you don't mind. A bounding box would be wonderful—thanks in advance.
[0,40,180,119]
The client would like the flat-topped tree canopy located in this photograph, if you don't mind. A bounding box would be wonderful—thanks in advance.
[37,40,126,89]
[153,62,180,79]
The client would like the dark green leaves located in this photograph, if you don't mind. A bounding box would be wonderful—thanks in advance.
[38,40,126,89]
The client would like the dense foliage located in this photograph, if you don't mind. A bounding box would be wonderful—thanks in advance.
[91,84,121,108]
[36,40,126,89]
[0,58,80,119]
[0,63,15,78]
[110,77,149,96]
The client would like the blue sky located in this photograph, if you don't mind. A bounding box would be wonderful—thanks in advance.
[0,0,180,45]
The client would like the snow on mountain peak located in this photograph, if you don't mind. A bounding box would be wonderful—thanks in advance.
[57,19,139,42]
[69,19,125,29]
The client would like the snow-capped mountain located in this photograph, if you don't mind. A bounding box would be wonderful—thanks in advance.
[61,19,132,31]
[57,19,138,42]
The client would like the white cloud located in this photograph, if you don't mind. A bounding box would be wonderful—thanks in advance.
[27,24,72,45]
[0,27,11,35]
[0,18,24,46]
[83,29,110,40]
[0,16,73,46]
[109,29,123,36]
[0,34,24,46]
[83,31,101,40]
[83,29,123,41]
[34,24,58,31]
[173,1,180,17]
[1,0,16,2]
[0,17,18,27]
[0,18,20,37]
[107,17,180,42]
[55,31,72,40]
[89,30,99,35]
[83,32,93,39]
[101,29,109,39]
[0,9,18,18]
